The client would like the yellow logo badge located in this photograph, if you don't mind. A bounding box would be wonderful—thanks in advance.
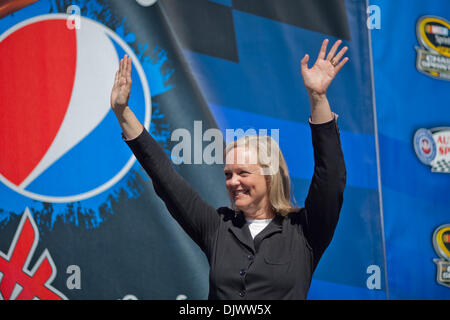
[415,16,450,80]
[433,224,450,288]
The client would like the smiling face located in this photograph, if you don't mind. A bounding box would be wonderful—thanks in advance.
[224,146,273,219]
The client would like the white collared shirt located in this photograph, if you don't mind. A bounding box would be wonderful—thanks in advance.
[245,218,273,239]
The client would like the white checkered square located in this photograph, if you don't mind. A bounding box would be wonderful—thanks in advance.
[432,159,450,173]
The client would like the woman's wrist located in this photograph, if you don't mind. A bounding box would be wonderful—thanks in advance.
[307,91,333,124]
[113,105,144,140]
[112,102,128,115]
[307,90,327,102]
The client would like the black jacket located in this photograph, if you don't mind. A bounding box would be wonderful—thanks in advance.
[125,117,346,300]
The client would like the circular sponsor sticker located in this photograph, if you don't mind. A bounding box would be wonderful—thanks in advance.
[413,128,437,165]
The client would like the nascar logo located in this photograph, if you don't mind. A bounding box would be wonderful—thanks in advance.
[415,16,450,81]
[0,14,151,203]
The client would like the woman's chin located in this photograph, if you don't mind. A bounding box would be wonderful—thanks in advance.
[234,201,249,212]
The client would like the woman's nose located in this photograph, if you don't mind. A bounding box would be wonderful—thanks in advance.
[229,174,241,187]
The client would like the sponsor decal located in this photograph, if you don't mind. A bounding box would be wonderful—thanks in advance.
[0,14,151,203]
[0,208,67,300]
[415,16,450,81]
[414,127,450,173]
[432,224,450,288]
[0,1,172,299]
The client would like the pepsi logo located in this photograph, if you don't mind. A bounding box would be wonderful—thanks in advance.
[0,14,151,203]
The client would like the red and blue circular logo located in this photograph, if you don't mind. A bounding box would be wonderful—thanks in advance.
[0,14,151,203]
[413,128,437,165]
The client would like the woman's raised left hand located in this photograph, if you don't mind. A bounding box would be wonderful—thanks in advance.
[300,39,348,96]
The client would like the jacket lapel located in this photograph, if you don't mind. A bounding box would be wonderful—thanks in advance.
[228,213,285,254]
[228,212,255,254]
[253,214,283,252]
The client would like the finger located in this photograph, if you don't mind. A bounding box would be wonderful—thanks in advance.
[124,54,129,72]
[123,56,128,80]
[126,57,132,84]
[332,46,348,65]
[317,39,329,61]
[121,55,128,77]
[114,71,119,85]
[326,39,342,61]
[119,57,124,78]
[334,57,349,74]
[125,56,129,74]
[300,54,309,71]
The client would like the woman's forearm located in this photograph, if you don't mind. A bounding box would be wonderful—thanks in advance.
[113,105,143,141]
[308,91,334,124]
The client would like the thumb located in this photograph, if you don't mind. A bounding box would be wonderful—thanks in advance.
[300,54,309,72]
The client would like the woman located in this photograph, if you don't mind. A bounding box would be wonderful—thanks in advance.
[111,39,347,299]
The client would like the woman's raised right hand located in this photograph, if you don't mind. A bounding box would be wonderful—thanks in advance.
[110,54,132,110]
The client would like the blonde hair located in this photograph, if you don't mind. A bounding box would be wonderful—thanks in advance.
[224,135,297,216]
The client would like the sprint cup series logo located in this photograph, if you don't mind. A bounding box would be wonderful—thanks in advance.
[414,127,450,173]
[433,225,450,288]
[415,16,450,81]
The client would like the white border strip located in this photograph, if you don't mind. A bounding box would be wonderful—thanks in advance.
[366,0,390,300]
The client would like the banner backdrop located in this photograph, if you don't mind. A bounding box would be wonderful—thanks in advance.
[160,0,387,300]
[370,0,450,299]
[0,0,444,300]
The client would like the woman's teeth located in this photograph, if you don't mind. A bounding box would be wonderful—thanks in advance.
[234,190,248,197]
